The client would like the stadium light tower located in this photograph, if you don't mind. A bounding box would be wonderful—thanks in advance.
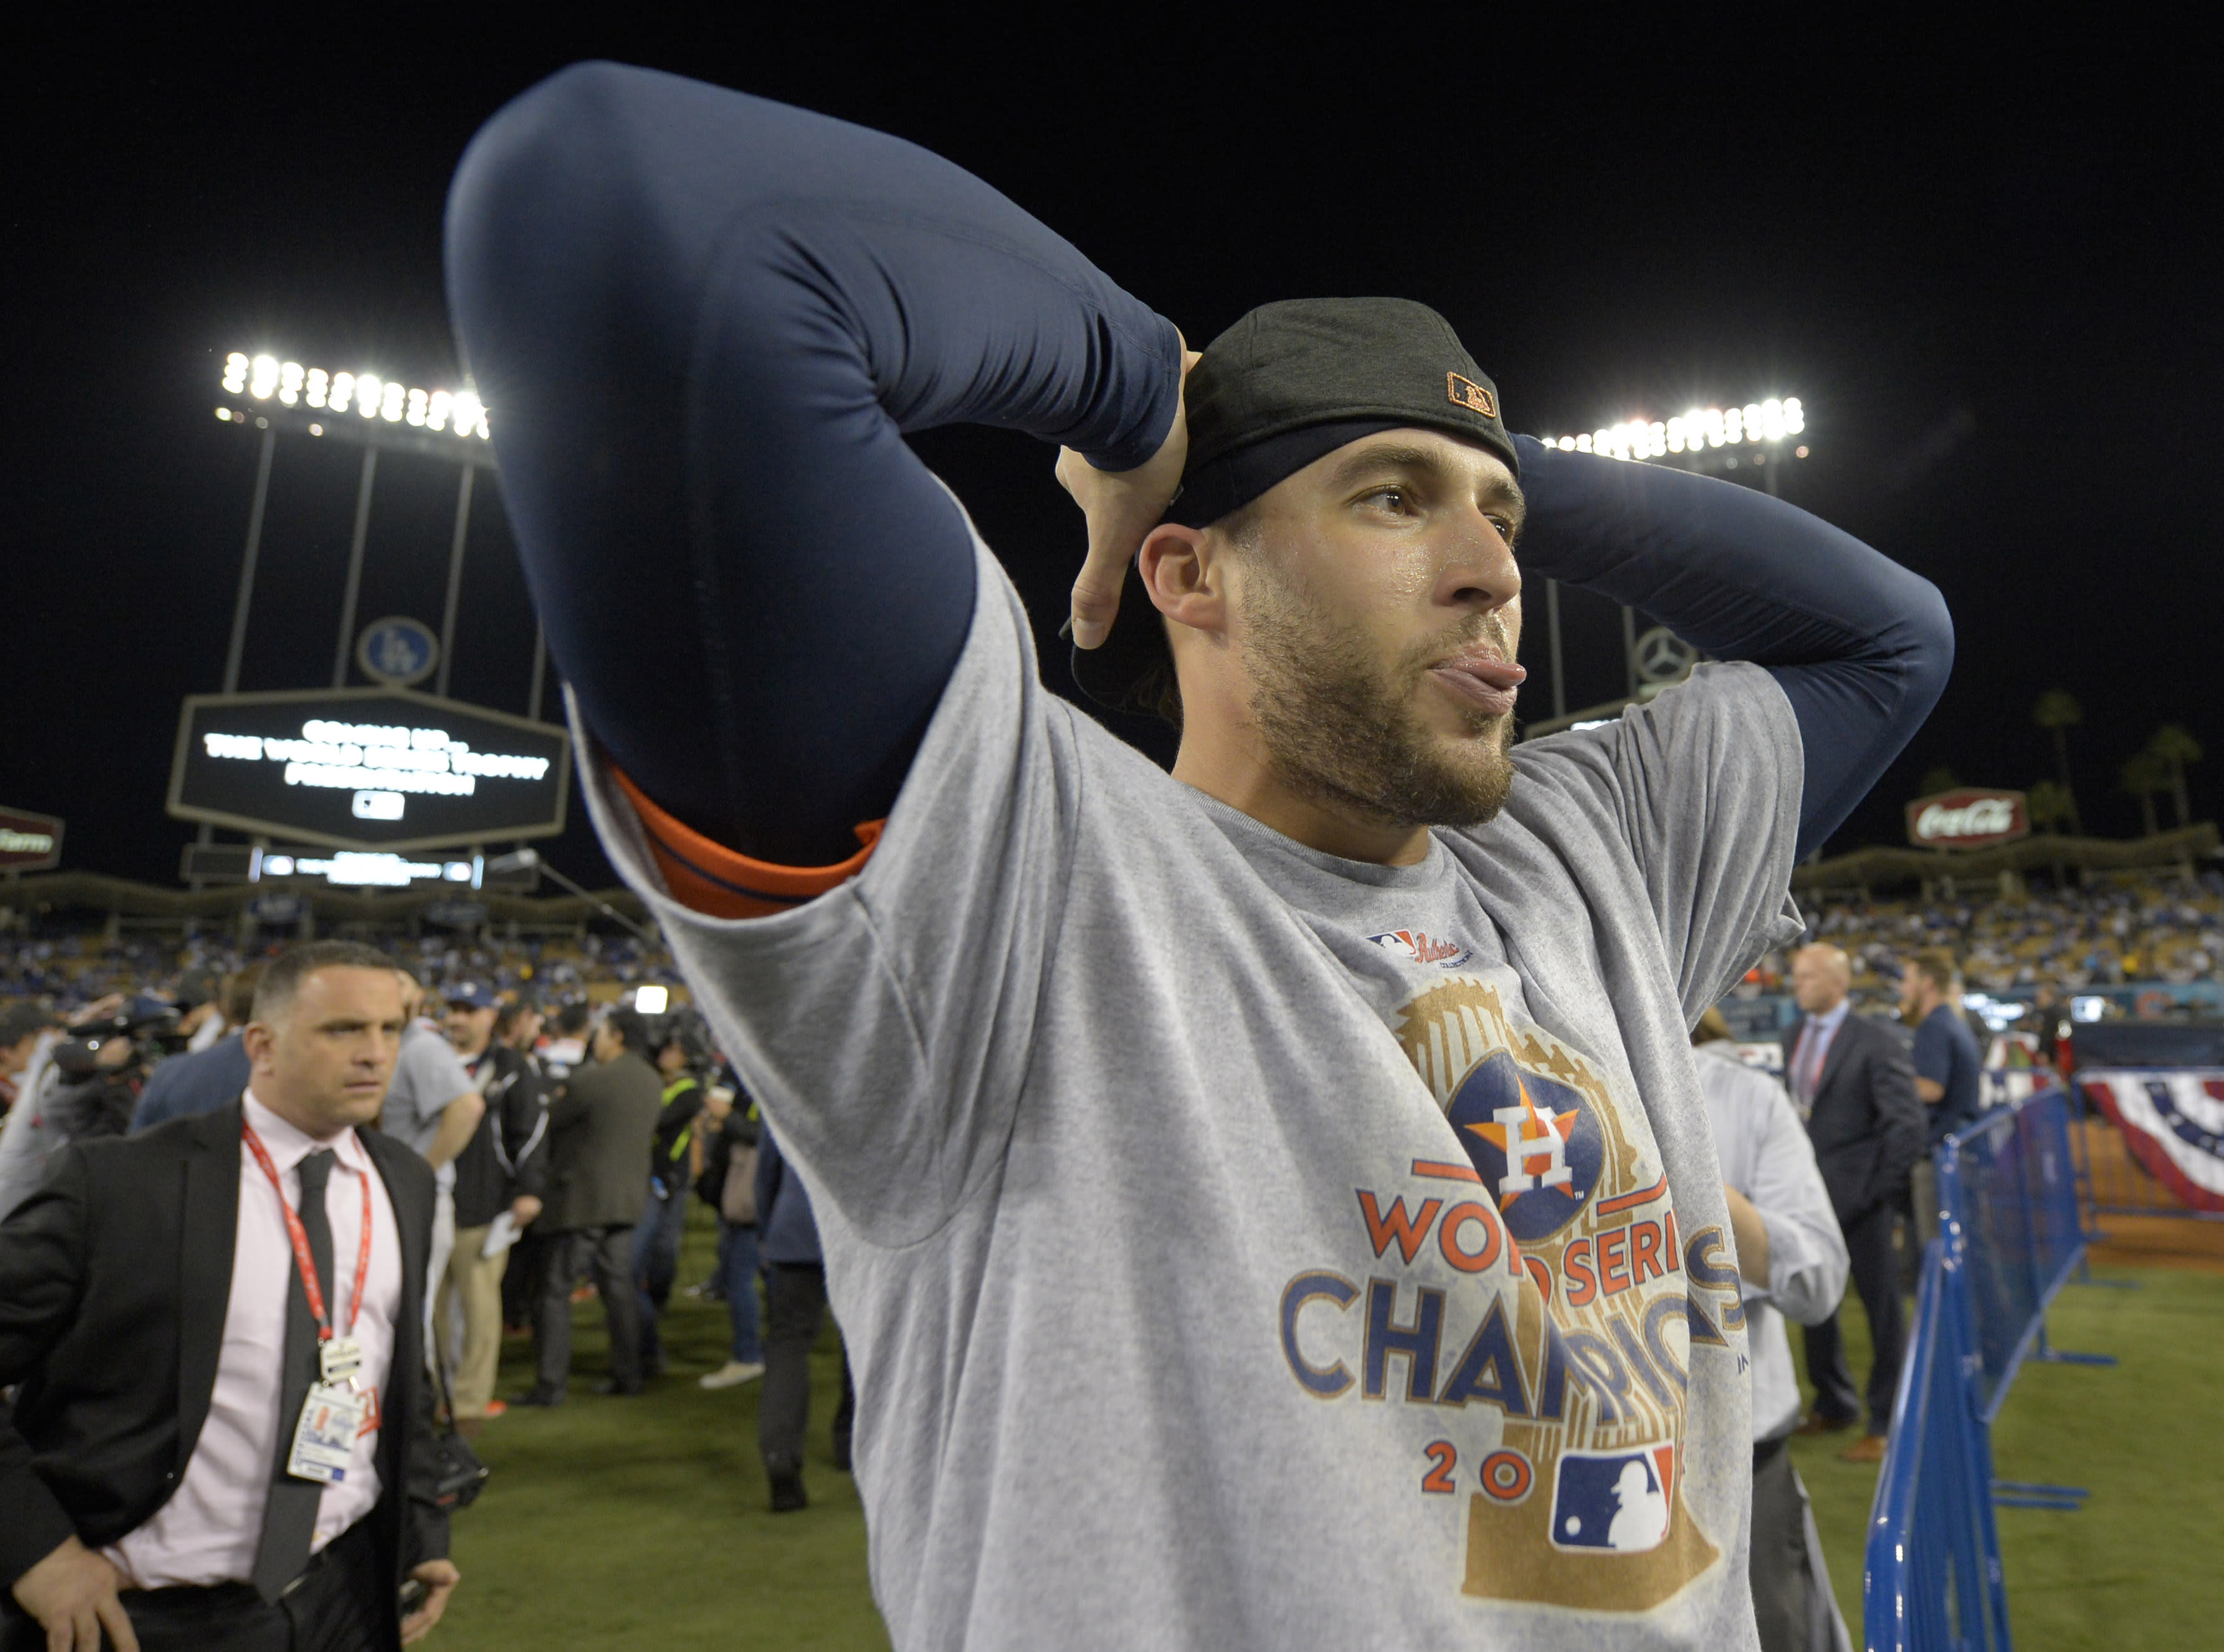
[209,351,547,720]
[1524,394,1811,728]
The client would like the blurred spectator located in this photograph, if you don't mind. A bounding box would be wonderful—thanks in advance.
[1693,1007,1852,1652]
[754,1125,854,1513]
[696,1076,765,1390]
[499,992,545,1065]
[172,970,228,1054]
[1785,945,1923,1462]
[437,982,549,1429]
[538,1003,590,1085]
[0,1003,53,1117]
[633,1017,708,1379]
[1900,949,1983,1148]
[518,1006,663,1405]
[131,963,263,1132]
[1899,947,1985,1254]
[496,996,552,1334]
[377,970,485,1344]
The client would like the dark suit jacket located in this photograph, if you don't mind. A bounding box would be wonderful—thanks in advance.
[0,1100,450,1641]
[542,1050,663,1232]
[1793,1011,1925,1225]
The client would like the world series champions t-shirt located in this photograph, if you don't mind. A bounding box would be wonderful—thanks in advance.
[573,529,1806,1651]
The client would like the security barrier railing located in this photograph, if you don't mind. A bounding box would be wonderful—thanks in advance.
[1863,1089,2114,1651]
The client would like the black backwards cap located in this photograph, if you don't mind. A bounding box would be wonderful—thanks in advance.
[1070,297,1517,715]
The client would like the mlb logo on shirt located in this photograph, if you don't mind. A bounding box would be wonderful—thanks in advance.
[1547,1445,1677,1555]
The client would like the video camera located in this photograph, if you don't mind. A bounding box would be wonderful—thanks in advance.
[49,999,186,1082]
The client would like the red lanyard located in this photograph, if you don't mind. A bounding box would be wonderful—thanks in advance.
[242,1122,373,1346]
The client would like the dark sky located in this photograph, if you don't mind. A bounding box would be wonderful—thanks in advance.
[8,22,2215,889]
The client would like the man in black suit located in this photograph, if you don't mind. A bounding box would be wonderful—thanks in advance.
[516,1006,664,1406]
[1784,942,1925,1462]
[1,941,460,1651]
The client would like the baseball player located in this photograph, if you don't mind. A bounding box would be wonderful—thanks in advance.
[446,63,1950,1649]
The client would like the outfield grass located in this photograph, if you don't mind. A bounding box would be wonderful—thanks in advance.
[440,1209,2221,1650]
[439,1209,889,1651]
[1789,1262,2224,1651]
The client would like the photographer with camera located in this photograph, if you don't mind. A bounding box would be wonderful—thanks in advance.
[0,996,176,1223]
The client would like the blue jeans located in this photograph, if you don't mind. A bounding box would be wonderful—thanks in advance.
[630,1179,689,1368]
[715,1221,764,1363]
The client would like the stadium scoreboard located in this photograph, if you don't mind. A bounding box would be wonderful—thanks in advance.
[169,688,572,851]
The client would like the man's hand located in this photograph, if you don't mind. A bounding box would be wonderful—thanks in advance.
[1723,1184,1771,1288]
[65,996,124,1030]
[400,1559,460,1645]
[1055,341,1199,649]
[509,1194,543,1227]
[10,1536,137,1652]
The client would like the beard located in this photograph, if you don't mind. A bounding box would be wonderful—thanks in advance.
[1239,563,1517,831]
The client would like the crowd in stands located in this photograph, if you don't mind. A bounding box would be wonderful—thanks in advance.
[1733,871,2224,1016]
[0,926,687,1013]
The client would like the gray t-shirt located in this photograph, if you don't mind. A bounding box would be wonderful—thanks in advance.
[575,535,1805,1650]
[380,1020,475,1189]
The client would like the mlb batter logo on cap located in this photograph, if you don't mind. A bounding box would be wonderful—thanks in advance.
[1547,1445,1678,1554]
[1447,372,1497,418]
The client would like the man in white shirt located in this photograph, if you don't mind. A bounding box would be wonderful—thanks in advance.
[0,941,460,1651]
[1692,1008,1851,1652]
[377,972,484,1346]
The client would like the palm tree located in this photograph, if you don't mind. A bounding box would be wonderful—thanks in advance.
[2121,752,2170,837]
[2026,778,2076,889]
[2147,725,2204,828]
[2027,779,2077,835]
[2033,691,2085,834]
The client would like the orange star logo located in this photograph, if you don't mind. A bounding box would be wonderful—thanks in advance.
[1466,1074,1580,1208]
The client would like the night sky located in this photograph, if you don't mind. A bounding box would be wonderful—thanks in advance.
[9,23,2213,889]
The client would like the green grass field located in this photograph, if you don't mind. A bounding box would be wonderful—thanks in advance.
[440,1210,2222,1650]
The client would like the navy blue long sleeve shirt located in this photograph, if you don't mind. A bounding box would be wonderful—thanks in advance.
[446,61,1948,870]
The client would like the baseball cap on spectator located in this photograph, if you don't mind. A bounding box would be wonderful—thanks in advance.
[447,980,499,1011]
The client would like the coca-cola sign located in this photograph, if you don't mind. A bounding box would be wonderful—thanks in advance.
[0,805,63,872]
[1906,788,2029,850]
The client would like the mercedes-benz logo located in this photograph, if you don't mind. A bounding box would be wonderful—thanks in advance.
[1633,626,1699,685]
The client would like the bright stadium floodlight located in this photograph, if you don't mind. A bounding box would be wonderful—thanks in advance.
[1538,396,1804,461]
[220,351,490,439]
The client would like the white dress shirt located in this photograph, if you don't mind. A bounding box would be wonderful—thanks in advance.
[106,1091,405,1589]
[1694,1042,1851,1441]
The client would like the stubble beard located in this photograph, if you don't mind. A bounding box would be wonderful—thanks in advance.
[1240,565,1517,832]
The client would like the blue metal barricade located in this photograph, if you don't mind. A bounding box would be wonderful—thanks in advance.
[1864,1089,2113,1651]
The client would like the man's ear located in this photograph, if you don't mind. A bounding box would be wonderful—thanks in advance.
[1136,523,1228,636]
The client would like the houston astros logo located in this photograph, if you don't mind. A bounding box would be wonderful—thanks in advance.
[1446,1051,1602,1242]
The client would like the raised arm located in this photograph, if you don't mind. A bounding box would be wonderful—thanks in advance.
[445,63,1182,871]
[1511,437,1952,858]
